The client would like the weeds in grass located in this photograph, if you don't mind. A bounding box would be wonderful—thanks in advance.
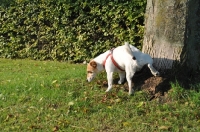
[0,59,200,131]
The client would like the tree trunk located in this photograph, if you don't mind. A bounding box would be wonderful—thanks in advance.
[143,0,200,73]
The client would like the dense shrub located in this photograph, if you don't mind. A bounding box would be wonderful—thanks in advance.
[0,0,146,62]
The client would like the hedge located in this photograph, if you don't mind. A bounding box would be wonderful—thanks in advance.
[0,0,146,62]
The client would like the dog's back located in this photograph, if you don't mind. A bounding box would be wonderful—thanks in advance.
[112,42,137,69]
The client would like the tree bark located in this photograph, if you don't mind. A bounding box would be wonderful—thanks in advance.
[143,0,200,73]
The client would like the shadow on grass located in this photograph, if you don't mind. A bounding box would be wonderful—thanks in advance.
[95,58,200,101]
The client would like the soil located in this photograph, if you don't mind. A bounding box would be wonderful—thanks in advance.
[130,66,171,101]
[97,65,200,101]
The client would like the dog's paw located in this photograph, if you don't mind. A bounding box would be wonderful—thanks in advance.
[155,71,160,76]
[118,80,122,84]
[128,92,134,96]
[105,88,112,92]
[128,89,134,95]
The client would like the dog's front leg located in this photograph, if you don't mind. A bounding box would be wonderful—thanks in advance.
[105,72,113,92]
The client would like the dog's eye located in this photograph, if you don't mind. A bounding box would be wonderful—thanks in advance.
[87,71,93,74]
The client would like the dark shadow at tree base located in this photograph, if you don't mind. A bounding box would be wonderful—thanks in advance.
[131,60,200,101]
[97,58,200,101]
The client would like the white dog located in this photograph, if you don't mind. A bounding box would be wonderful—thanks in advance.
[87,42,159,95]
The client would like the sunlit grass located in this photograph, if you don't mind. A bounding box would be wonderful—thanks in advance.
[0,59,200,131]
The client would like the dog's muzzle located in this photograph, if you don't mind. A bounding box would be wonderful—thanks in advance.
[87,77,93,82]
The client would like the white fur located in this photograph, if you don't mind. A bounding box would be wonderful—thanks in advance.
[129,45,159,76]
[87,42,159,95]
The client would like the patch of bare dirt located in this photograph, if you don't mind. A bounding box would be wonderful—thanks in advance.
[97,65,200,101]
[133,67,199,101]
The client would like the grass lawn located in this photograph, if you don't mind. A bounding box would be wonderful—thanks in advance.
[0,59,200,131]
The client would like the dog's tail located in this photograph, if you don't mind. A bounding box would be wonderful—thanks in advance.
[124,42,136,60]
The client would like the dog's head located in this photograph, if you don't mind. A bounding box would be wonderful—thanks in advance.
[87,60,98,82]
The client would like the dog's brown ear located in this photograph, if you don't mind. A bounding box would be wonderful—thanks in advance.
[90,61,97,68]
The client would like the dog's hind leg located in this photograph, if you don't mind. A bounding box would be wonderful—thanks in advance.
[105,72,113,92]
[147,64,160,76]
[126,72,135,95]
[118,72,125,84]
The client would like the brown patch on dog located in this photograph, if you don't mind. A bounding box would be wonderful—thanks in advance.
[87,60,98,79]
[90,61,97,68]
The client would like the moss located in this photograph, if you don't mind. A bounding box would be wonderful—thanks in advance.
[155,8,165,27]
[154,0,187,44]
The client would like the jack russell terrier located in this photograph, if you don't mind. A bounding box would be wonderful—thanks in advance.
[87,42,159,95]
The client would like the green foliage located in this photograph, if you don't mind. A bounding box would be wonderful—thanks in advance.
[0,0,146,62]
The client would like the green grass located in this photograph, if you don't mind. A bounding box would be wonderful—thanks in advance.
[0,59,200,131]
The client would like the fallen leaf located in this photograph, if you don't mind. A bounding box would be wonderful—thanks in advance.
[68,101,74,106]
[107,106,112,109]
[159,126,170,130]
[52,126,59,131]
[115,98,121,103]
[52,80,57,84]
[122,122,131,127]
[137,101,144,108]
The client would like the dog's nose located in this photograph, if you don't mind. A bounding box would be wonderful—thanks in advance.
[87,78,91,82]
